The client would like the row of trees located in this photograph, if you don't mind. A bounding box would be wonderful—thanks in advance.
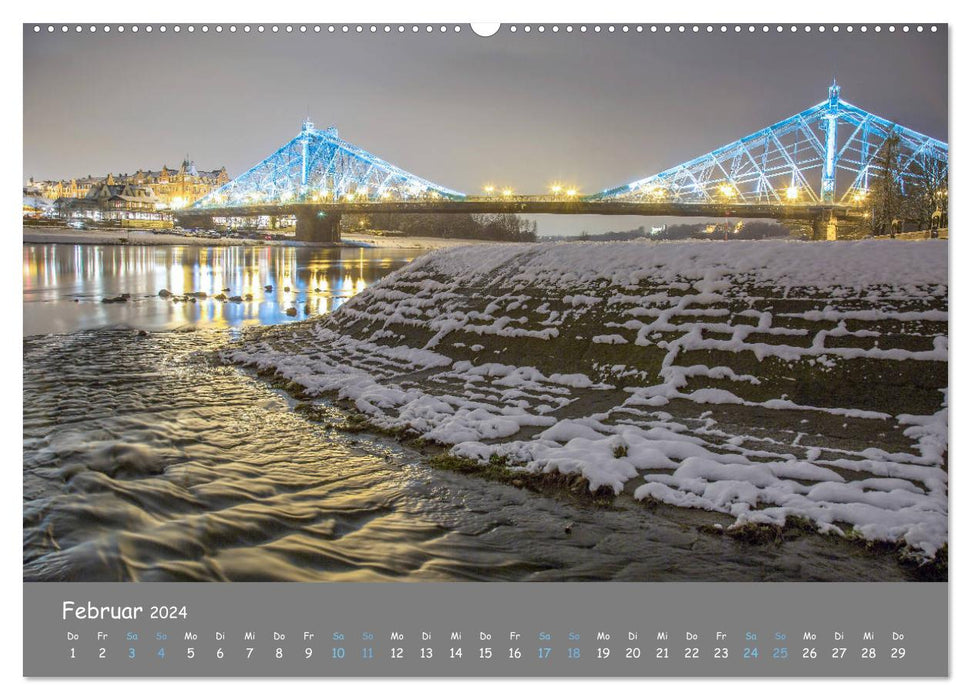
[867,132,948,236]
[349,213,537,242]
[557,221,793,242]
[661,221,793,241]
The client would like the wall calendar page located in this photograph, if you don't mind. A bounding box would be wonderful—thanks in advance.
[16,7,956,693]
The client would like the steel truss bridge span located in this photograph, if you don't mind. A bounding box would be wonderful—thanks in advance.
[184,82,946,242]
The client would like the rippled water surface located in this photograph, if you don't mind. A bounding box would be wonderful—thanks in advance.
[23,244,415,334]
[23,244,925,581]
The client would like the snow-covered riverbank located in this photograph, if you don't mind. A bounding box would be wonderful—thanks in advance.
[226,239,948,563]
[342,233,495,249]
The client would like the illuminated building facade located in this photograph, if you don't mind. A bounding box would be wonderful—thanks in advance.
[128,160,230,209]
[29,159,229,211]
[55,183,167,224]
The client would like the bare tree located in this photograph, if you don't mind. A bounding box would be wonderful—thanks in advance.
[904,152,948,231]
[868,130,903,236]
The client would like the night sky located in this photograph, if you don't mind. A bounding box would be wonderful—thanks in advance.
[23,24,948,235]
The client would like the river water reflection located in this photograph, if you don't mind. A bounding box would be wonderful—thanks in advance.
[23,244,415,335]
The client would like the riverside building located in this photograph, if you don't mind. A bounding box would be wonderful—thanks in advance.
[28,159,229,223]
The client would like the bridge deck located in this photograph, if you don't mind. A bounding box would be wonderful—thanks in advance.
[183,199,858,221]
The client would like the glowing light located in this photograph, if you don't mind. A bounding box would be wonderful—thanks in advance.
[566,188,577,197]
[502,188,513,197]
[483,185,495,194]
[785,186,799,200]
[591,84,946,208]
[718,184,736,198]
[170,196,187,209]
[550,184,562,194]
[851,189,868,203]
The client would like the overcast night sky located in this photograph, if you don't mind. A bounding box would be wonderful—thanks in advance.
[23,25,947,236]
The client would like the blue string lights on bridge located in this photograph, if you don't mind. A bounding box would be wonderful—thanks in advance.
[590,82,947,207]
[193,118,465,209]
[189,83,947,211]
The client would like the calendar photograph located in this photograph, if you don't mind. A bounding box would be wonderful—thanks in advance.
[23,22,948,588]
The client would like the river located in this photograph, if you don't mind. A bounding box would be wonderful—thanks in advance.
[22,243,925,581]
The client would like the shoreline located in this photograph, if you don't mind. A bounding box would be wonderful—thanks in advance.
[23,225,496,250]
[225,240,948,566]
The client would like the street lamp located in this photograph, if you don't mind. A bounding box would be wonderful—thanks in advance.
[785,186,799,201]
[718,183,736,198]
[502,188,513,197]
[483,185,495,195]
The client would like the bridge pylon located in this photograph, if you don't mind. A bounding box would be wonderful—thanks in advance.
[295,208,341,243]
[190,121,463,212]
[590,82,948,209]
[811,209,838,241]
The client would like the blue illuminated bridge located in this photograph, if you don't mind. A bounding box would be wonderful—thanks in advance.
[180,83,948,242]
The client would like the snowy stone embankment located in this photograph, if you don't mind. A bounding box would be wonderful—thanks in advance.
[226,240,948,560]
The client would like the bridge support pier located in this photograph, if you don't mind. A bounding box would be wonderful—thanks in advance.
[811,211,838,241]
[176,214,214,230]
[295,211,341,243]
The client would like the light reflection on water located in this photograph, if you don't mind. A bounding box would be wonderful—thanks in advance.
[23,244,414,335]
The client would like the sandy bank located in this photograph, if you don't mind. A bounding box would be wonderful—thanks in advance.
[23,226,305,247]
[342,233,496,249]
[24,226,499,250]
